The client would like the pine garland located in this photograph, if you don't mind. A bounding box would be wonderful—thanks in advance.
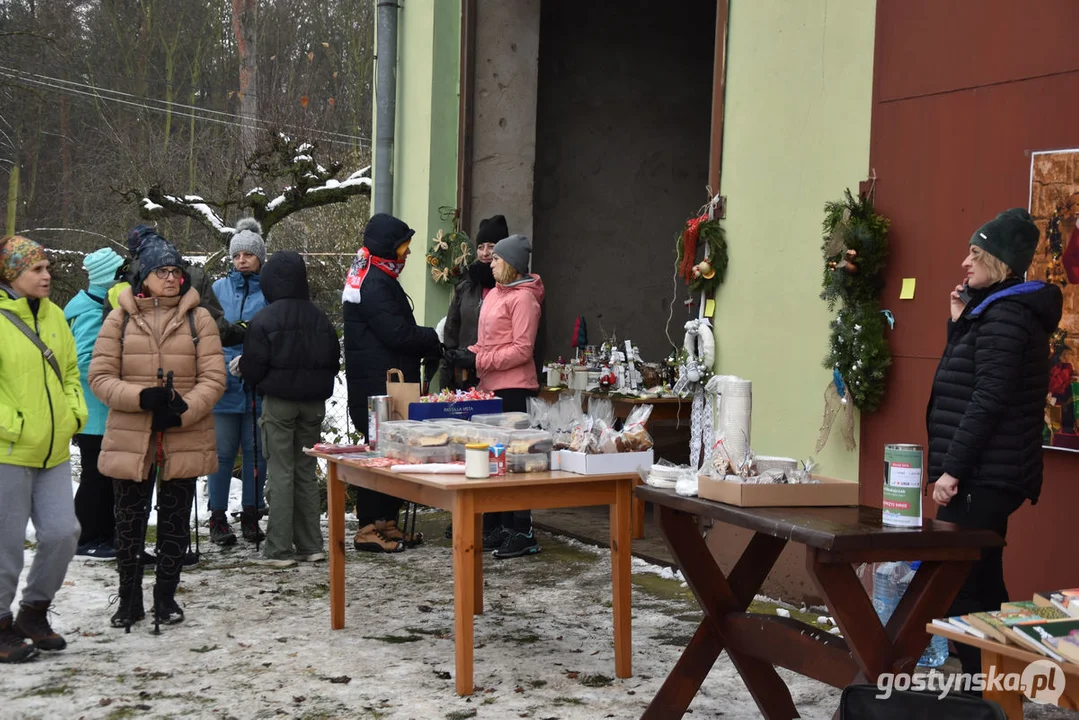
[820,190,892,412]
[675,214,728,295]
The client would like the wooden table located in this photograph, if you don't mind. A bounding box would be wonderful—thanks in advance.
[636,486,1004,719]
[928,624,1079,717]
[309,451,635,696]
[538,389,690,537]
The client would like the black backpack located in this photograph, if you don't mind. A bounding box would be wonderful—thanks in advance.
[839,684,1007,720]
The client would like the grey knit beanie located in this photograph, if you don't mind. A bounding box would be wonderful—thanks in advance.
[493,234,531,276]
[230,217,266,265]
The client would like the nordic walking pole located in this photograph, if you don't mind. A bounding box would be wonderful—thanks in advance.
[250,383,263,553]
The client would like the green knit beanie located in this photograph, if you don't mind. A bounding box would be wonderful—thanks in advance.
[969,208,1040,276]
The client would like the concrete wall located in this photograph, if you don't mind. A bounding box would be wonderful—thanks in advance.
[531,0,715,362]
[469,0,540,241]
[704,0,876,604]
[392,0,461,324]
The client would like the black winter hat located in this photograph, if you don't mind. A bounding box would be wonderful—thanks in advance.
[128,225,165,256]
[363,213,415,260]
[261,250,310,303]
[474,215,509,246]
[136,237,185,287]
[969,208,1040,276]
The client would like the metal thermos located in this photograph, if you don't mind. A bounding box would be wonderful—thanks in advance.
[367,395,393,450]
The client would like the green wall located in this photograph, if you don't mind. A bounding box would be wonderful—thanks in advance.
[391,0,461,324]
[715,0,876,480]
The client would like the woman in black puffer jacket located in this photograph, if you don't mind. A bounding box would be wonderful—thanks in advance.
[927,208,1062,678]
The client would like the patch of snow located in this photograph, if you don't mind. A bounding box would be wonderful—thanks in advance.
[297,142,313,153]
[293,154,313,163]
[266,195,288,211]
[775,608,791,618]
[245,187,266,198]
[140,198,163,212]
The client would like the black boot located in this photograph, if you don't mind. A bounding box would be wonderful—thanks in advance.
[240,506,265,543]
[110,584,145,629]
[152,583,184,625]
[209,511,237,546]
[14,601,66,651]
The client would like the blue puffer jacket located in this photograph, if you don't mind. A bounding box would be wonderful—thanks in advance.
[211,270,267,414]
[63,287,111,435]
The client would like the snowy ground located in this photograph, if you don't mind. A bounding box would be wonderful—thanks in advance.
[11,448,1079,719]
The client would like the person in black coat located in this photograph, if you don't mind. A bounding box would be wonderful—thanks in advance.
[238,251,341,566]
[342,213,441,552]
[927,208,1063,678]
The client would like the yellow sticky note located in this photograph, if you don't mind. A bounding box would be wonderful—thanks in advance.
[704,299,716,318]
[900,278,916,300]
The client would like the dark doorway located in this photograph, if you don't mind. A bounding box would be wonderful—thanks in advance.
[532,0,717,364]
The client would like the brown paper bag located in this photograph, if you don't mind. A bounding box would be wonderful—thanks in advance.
[385,368,421,421]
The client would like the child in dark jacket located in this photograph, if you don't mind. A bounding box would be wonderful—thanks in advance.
[238,251,340,567]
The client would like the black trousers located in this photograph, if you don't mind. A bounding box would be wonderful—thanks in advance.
[350,390,405,524]
[485,388,537,534]
[114,473,196,587]
[935,485,1025,676]
[74,434,115,546]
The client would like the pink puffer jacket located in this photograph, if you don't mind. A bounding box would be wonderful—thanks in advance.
[470,274,544,392]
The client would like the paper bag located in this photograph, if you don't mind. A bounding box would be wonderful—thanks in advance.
[386,368,421,421]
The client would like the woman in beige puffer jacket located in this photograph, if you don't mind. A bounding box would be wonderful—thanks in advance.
[89,234,225,630]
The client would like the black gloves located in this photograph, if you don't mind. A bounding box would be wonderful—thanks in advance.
[445,348,477,370]
[139,387,171,411]
[151,412,183,432]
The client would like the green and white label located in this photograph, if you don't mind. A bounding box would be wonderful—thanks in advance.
[883,445,923,527]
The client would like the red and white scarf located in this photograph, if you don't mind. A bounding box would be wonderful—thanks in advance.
[342,246,406,303]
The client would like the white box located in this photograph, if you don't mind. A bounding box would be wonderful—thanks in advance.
[558,449,654,476]
[549,450,561,471]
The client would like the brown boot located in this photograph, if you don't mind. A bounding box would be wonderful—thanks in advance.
[0,614,36,663]
[14,601,66,651]
[375,519,423,547]
[353,523,404,553]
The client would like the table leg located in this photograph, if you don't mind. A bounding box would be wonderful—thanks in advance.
[327,462,345,630]
[632,490,645,540]
[611,477,633,678]
[982,650,1024,719]
[643,510,792,719]
[473,511,484,616]
[452,491,477,696]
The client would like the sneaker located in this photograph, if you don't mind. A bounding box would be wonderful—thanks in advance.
[492,531,540,559]
[252,556,298,568]
[14,601,66,650]
[375,519,423,547]
[353,523,404,553]
[0,615,36,663]
[209,512,237,546]
[76,541,117,560]
[482,526,510,551]
[296,552,326,563]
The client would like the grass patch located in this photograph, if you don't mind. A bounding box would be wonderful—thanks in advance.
[508,633,540,645]
[553,696,585,706]
[445,711,478,720]
[579,674,613,688]
[19,685,69,698]
[528,679,548,688]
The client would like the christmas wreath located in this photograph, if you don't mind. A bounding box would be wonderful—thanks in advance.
[819,189,891,413]
[676,212,728,295]
[425,208,473,285]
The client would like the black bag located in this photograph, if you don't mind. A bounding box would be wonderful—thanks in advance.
[839,684,1006,720]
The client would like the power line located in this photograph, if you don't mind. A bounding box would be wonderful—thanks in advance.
[0,65,371,149]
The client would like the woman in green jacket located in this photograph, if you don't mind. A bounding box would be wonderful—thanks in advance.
[0,235,87,664]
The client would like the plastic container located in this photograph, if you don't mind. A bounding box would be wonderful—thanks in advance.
[402,445,454,463]
[872,561,948,668]
[402,424,452,447]
[471,412,532,429]
[378,421,426,445]
[507,452,550,473]
[465,443,490,479]
[503,429,554,455]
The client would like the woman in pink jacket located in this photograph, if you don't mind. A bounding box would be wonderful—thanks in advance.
[455,234,544,559]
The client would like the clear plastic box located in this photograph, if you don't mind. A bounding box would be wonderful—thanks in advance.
[502,429,554,455]
[507,453,551,473]
[470,412,532,429]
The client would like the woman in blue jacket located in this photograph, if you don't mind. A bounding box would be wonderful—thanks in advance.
[207,219,268,545]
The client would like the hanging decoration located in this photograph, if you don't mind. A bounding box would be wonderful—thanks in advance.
[675,208,728,295]
[425,206,473,285]
[816,188,892,452]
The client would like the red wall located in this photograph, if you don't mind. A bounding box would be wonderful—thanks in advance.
[863,0,1079,599]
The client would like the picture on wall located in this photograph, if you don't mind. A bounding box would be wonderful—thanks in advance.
[1029,149,1079,452]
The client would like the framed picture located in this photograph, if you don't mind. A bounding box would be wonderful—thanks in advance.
[1029,149,1079,451]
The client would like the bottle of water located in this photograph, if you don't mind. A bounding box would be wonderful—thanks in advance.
[872,561,948,668]
[908,561,948,668]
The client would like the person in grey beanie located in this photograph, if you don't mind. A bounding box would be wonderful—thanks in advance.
[927,207,1063,680]
[207,218,269,546]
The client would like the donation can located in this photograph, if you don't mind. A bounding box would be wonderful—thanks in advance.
[882,443,923,527]
[367,395,393,450]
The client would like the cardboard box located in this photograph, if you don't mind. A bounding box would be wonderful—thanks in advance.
[559,449,654,476]
[407,399,502,421]
[697,473,858,507]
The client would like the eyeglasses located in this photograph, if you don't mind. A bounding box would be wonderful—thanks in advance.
[154,267,183,279]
